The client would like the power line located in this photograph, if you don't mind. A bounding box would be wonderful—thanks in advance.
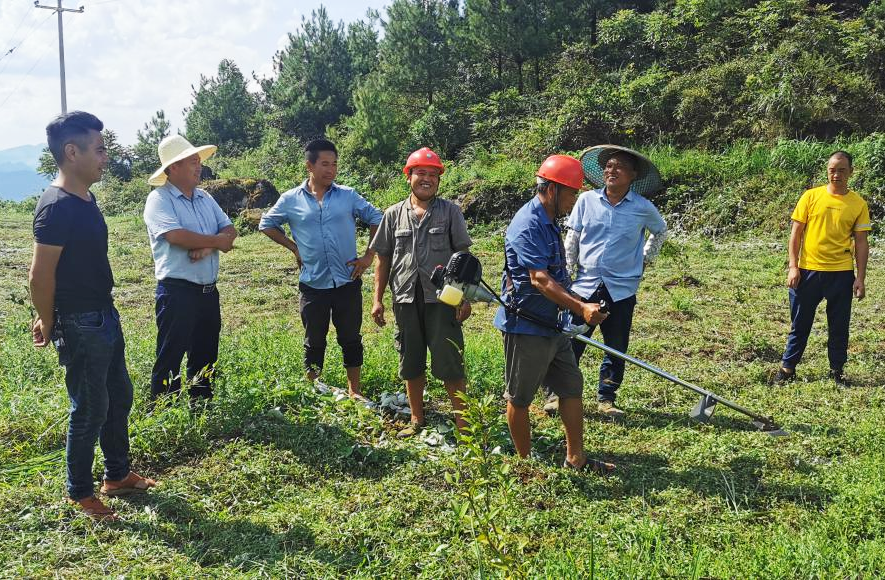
[0,47,49,110]
[0,4,81,112]
[0,4,34,56]
[0,10,55,76]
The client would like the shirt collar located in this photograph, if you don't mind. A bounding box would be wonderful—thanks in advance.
[596,187,635,204]
[406,195,439,213]
[164,182,204,199]
[530,196,556,229]
[299,180,338,196]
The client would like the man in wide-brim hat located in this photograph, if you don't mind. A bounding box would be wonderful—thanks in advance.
[544,145,667,420]
[143,135,237,404]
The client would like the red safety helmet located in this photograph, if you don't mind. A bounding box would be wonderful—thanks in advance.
[536,154,583,190]
[404,147,445,176]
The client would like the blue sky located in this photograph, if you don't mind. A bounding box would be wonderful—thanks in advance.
[0,0,389,151]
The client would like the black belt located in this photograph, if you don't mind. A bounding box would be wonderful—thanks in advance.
[159,277,217,294]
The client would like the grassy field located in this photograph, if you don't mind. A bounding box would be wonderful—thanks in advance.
[1,207,884,578]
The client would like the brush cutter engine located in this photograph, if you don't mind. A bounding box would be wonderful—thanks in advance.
[431,251,497,306]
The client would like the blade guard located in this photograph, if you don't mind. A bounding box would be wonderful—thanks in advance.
[689,394,717,423]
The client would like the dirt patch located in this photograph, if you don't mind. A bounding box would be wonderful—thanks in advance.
[663,275,702,289]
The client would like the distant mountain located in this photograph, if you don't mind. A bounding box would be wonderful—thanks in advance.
[0,170,49,201]
[0,144,45,167]
[0,144,49,201]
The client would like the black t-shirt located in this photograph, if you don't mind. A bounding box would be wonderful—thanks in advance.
[33,186,114,314]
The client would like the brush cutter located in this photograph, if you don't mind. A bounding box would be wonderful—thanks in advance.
[431,252,788,436]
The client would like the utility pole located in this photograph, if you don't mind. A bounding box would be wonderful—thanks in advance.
[34,0,84,114]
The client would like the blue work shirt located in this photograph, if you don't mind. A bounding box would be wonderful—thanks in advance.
[143,183,233,285]
[493,197,570,337]
[568,188,666,302]
[259,180,383,289]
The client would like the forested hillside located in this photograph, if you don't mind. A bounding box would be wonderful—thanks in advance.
[28,0,885,229]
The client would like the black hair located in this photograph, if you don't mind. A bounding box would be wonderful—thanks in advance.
[600,150,639,172]
[305,139,338,164]
[829,150,853,168]
[46,111,103,165]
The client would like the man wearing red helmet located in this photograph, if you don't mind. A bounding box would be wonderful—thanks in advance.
[493,155,615,474]
[371,147,472,436]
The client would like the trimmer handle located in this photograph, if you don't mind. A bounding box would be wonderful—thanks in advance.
[598,299,610,314]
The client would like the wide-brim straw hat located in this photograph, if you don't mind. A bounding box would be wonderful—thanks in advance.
[148,135,217,186]
[579,145,663,196]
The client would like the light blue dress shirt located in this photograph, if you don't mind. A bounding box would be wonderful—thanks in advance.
[568,188,667,302]
[259,181,383,289]
[143,183,233,285]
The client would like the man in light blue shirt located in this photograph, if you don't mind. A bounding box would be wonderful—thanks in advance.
[260,139,382,398]
[546,147,667,419]
[143,135,237,403]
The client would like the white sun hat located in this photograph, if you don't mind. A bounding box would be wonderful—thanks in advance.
[147,135,217,186]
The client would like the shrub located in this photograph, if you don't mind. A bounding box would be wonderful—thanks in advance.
[93,175,151,216]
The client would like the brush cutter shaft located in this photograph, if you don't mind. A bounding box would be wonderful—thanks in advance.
[572,333,769,423]
[430,251,782,432]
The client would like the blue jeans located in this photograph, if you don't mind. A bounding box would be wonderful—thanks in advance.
[781,269,854,371]
[150,280,221,400]
[54,306,133,500]
[572,285,637,403]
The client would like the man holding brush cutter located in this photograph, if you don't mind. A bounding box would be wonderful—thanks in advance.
[494,154,615,474]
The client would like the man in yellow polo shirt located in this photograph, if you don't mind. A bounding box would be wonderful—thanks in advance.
[774,151,871,387]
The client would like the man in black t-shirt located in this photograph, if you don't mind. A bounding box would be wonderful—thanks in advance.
[29,111,156,522]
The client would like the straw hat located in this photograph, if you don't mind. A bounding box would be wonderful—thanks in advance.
[147,135,217,186]
[579,145,663,196]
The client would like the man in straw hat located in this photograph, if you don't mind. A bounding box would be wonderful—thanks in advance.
[30,111,156,521]
[143,135,237,404]
[370,147,472,437]
[260,139,382,398]
[543,145,667,419]
[494,154,614,474]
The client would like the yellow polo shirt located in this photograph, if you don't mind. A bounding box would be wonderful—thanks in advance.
[792,186,871,271]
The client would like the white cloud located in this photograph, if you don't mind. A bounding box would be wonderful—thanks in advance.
[0,0,387,151]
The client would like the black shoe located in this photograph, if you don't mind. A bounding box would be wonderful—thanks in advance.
[829,368,849,387]
[772,367,796,385]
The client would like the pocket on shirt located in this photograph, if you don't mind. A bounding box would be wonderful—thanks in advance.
[394,229,412,254]
[429,226,449,251]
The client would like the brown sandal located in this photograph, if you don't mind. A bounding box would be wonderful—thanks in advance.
[100,471,157,496]
[70,495,119,522]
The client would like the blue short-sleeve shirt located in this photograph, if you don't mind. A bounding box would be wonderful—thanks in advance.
[258,181,383,289]
[493,197,570,337]
[143,183,233,285]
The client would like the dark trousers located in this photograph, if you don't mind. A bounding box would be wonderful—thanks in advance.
[299,279,364,373]
[565,284,637,402]
[55,306,133,500]
[150,280,221,400]
[781,269,854,371]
